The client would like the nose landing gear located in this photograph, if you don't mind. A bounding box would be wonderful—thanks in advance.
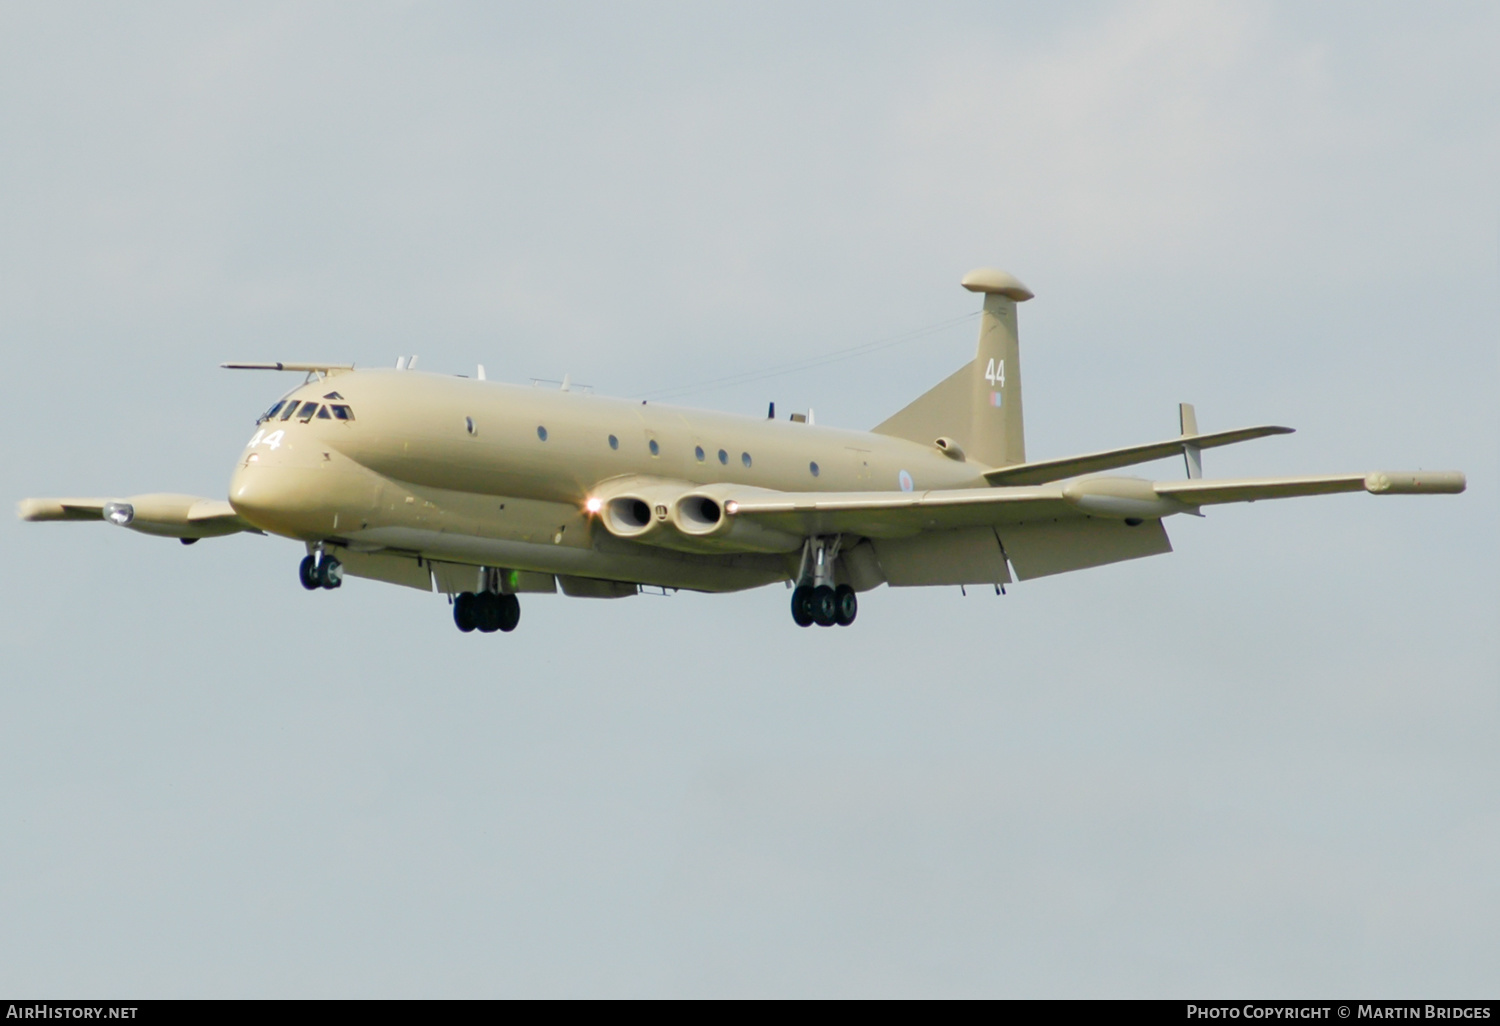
[299,551,343,590]
[790,537,857,628]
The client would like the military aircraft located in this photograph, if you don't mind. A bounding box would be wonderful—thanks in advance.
[18,268,1465,633]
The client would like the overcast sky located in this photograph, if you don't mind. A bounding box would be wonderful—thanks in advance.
[1,0,1495,997]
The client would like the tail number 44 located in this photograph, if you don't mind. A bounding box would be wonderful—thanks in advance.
[985,358,1006,388]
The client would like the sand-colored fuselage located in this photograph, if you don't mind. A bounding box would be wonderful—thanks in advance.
[229,369,983,592]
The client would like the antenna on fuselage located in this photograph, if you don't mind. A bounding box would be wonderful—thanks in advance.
[407,355,418,370]
[477,364,486,381]
[767,402,775,419]
[395,356,406,370]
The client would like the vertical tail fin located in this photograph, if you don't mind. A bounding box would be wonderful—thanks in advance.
[962,269,1033,466]
[871,268,1034,467]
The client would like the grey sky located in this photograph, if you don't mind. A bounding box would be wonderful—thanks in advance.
[1,0,1495,997]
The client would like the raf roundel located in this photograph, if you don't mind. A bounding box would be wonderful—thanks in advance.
[898,470,914,493]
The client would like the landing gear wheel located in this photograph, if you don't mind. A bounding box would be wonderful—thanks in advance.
[811,584,837,627]
[497,593,521,633]
[834,584,858,626]
[453,592,478,632]
[299,555,319,591]
[791,585,815,627]
[316,556,343,589]
[476,592,502,633]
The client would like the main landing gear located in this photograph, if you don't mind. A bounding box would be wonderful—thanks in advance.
[453,591,520,634]
[452,567,520,634]
[790,536,857,628]
[299,551,343,590]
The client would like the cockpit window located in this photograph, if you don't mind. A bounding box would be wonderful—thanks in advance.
[316,405,332,419]
[279,401,300,421]
[330,404,354,421]
[298,401,320,421]
[258,400,286,424]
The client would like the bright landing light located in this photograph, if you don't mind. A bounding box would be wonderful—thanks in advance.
[585,497,603,514]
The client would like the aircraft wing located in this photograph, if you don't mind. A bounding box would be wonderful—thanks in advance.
[720,469,1466,538]
[18,493,258,539]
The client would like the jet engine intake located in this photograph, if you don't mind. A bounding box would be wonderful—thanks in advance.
[590,479,803,554]
[672,491,802,553]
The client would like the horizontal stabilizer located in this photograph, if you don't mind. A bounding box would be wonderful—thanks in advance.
[1155,471,1466,506]
[983,425,1294,486]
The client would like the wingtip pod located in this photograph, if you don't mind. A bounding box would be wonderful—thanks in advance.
[1364,471,1466,495]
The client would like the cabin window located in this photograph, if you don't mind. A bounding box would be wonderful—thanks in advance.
[695,445,705,462]
[259,400,285,424]
[298,401,320,421]
[741,452,752,468]
[608,434,619,450]
[809,461,820,477]
[316,405,332,419]
[331,405,355,421]
[465,416,475,435]
[279,402,300,421]
[717,449,728,465]
[648,439,660,457]
[537,426,548,441]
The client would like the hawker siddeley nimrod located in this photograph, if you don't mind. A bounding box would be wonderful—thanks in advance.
[19,268,1465,633]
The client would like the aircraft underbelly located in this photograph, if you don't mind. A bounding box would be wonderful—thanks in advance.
[350,525,786,593]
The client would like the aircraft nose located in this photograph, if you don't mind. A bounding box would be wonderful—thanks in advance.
[229,451,374,538]
[229,461,285,532]
[229,460,330,536]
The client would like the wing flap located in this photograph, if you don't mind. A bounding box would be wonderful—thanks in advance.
[982,425,1294,485]
[1002,517,1173,579]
